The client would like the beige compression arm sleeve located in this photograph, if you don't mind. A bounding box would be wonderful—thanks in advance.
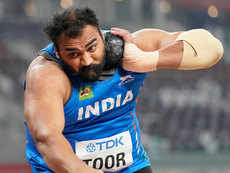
[122,43,159,72]
[121,29,223,72]
[176,29,224,70]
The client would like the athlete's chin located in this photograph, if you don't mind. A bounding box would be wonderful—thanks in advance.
[79,70,101,82]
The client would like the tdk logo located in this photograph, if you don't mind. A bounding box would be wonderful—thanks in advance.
[86,136,124,152]
[96,136,124,151]
[86,143,96,152]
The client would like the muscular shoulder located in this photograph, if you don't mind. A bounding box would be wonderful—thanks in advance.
[25,56,71,102]
[132,28,181,51]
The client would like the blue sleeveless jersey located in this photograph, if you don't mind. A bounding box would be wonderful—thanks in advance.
[25,43,150,173]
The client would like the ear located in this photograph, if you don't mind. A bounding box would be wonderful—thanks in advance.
[54,45,60,58]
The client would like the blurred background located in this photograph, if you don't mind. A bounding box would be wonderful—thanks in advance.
[0,0,230,172]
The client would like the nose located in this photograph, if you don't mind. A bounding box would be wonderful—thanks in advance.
[81,53,93,66]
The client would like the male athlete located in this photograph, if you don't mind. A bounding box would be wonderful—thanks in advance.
[24,7,223,173]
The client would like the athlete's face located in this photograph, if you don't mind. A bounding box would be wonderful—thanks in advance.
[56,25,105,82]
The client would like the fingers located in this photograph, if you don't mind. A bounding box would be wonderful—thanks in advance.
[111,27,132,43]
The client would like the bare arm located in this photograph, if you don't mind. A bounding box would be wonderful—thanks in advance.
[111,28,223,72]
[132,28,183,69]
[24,59,102,173]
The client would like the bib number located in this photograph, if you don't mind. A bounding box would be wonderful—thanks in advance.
[75,131,133,172]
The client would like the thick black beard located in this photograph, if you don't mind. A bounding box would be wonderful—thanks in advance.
[58,51,106,82]
[78,57,106,82]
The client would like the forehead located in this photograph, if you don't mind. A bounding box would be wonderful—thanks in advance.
[58,25,101,48]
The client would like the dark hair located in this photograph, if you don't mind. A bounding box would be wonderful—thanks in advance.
[44,7,100,50]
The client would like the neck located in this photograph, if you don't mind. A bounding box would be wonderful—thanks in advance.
[98,68,116,81]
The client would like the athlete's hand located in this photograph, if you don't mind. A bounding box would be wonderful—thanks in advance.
[111,27,137,71]
[91,167,104,173]
[91,169,103,173]
[111,27,156,72]
[84,168,103,173]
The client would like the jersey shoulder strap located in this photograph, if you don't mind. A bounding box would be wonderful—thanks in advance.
[39,51,63,65]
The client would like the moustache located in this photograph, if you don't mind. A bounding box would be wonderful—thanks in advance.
[78,60,105,82]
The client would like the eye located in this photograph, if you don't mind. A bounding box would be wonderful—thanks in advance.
[69,52,79,58]
[88,45,97,52]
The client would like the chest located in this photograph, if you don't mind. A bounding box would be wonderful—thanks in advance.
[64,68,146,126]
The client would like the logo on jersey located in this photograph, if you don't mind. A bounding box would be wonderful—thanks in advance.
[86,143,96,152]
[86,136,124,153]
[79,85,93,101]
[119,75,134,86]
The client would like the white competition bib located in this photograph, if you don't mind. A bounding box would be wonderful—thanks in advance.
[75,131,133,172]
